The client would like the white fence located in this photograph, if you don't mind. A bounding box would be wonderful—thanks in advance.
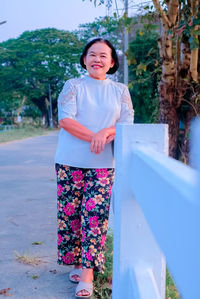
[112,119,200,299]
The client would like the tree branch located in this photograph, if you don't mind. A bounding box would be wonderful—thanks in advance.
[152,0,171,27]
[167,0,179,25]
[190,0,199,82]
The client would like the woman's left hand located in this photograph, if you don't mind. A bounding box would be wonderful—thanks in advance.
[106,135,115,143]
[90,129,109,154]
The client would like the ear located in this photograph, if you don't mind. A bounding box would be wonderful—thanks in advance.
[83,56,86,66]
[110,58,115,68]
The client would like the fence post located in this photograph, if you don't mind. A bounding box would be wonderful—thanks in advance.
[190,117,200,197]
[112,124,168,299]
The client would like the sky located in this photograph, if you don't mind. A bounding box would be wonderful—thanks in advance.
[0,0,107,42]
[0,0,149,43]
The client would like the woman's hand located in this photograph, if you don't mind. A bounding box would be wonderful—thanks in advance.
[90,128,115,154]
[106,135,115,143]
[90,128,109,154]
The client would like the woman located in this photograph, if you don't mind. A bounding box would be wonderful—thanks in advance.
[55,38,134,298]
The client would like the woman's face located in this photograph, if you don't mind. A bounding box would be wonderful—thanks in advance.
[83,42,114,80]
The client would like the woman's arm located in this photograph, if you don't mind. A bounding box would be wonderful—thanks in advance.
[59,118,94,142]
[59,118,115,154]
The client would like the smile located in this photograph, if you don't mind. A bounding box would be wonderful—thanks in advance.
[92,65,102,69]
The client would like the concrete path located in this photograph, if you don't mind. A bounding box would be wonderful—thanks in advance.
[0,132,114,299]
[0,133,76,299]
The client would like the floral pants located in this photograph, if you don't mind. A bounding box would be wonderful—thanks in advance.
[55,163,115,273]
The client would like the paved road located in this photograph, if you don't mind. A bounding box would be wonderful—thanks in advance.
[0,132,113,299]
[0,133,76,299]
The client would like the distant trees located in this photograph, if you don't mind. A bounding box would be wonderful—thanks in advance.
[0,28,83,126]
[0,16,160,127]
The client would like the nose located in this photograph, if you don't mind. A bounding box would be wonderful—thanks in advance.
[94,55,101,62]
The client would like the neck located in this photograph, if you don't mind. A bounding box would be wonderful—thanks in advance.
[89,74,106,80]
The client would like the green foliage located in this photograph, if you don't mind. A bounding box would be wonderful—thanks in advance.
[128,29,160,123]
[166,269,181,299]
[0,28,84,125]
[75,16,122,50]
[94,231,113,299]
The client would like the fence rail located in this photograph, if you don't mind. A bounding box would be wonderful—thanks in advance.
[113,119,200,299]
[0,125,15,131]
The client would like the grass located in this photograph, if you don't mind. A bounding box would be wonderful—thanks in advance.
[166,269,181,299]
[14,251,44,266]
[94,232,113,299]
[95,232,181,299]
[0,125,57,143]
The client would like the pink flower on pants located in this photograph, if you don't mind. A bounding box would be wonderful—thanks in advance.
[100,235,106,247]
[84,183,88,192]
[86,251,93,261]
[63,203,75,216]
[85,198,96,211]
[108,185,113,197]
[89,216,99,228]
[58,234,64,246]
[62,252,74,264]
[74,181,84,189]
[96,169,109,178]
[57,184,64,196]
[71,170,84,183]
[71,219,81,232]
[81,229,85,242]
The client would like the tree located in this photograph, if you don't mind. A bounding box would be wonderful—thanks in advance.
[0,28,84,126]
[150,0,200,161]
[128,27,160,123]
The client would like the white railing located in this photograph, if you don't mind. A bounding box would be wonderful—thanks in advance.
[112,119,200,299]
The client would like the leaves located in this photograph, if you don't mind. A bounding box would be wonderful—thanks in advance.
[192,30,200,35]
[136,63,147,75]
[129,28,160,123]
[32,241,44,245]
[189,36,199,49]
[0,288,12,296]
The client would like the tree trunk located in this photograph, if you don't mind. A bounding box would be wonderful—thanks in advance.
[159,83,179,157]
[157,31,179,157]
[31,97,49,127]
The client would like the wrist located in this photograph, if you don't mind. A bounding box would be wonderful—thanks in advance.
[102,128,110,138]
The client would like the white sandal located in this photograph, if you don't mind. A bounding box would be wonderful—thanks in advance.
[75,281,93,298]
[69,268,82,283]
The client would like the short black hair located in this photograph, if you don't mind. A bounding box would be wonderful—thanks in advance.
[80,38,119,75]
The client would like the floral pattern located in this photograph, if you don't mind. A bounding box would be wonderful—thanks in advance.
[55,163,114,273]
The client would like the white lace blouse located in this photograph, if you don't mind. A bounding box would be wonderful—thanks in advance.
[55,75,134,168]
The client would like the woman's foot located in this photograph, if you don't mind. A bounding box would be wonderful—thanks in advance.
[69,265,82,282]
[76,268,93,297]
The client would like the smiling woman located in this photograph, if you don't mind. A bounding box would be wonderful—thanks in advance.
[54,37,134,298]
[83,42,114,80]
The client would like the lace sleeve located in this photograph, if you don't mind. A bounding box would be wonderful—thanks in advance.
[117,85,134,124]
[57,80,77,121]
